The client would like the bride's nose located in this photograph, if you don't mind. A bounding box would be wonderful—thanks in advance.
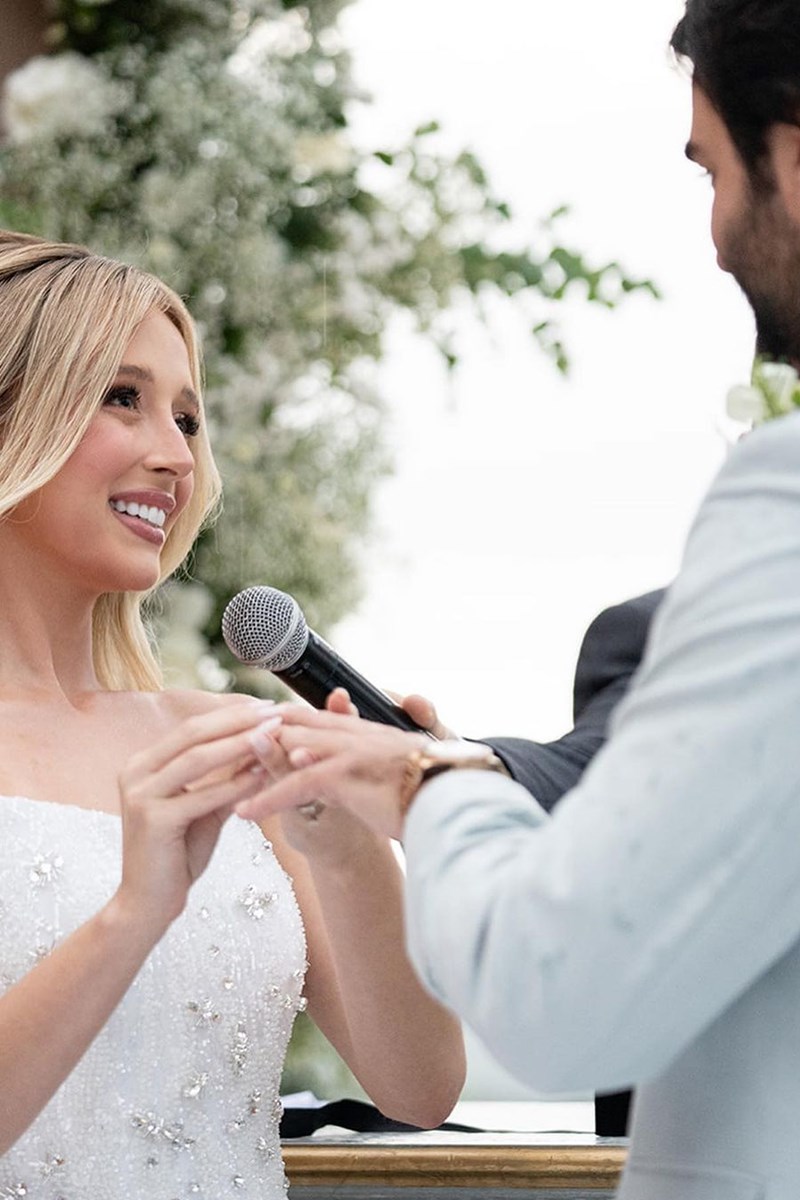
[142,414,195,479]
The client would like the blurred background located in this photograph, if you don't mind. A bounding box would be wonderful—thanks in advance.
[1,0,756,1101]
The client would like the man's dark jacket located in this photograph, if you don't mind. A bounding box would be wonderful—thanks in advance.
[483,589,664,812]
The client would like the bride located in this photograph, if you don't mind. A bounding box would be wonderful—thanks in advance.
[0,230,465,1198]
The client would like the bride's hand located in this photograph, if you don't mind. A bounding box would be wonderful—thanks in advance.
[114,700,278,935]
[237,706,429,842]
[243,689,374,859]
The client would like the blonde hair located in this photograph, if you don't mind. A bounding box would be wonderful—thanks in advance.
[0,230,222,690]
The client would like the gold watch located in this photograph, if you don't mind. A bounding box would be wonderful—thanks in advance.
[400,739,509,816]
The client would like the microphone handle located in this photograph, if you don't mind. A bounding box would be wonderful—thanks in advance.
[273,630,433,734]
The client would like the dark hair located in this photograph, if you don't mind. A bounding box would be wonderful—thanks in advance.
[671,0,800,180]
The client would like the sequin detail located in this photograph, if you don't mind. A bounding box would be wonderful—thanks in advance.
[187,998,222,1027]
[257,1136,275,1161]
[131,1112,196,1151]
[182,1074,209,1100]
[239,885,278,920]
[231,1022,250,1076]
[33,1156,65,1179]
[28,853,63,888]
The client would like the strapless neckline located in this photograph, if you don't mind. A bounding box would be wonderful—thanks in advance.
[0,793,120,818]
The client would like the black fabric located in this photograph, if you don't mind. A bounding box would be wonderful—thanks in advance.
[481,588,666,1134]
[482,589,665,813]
[595,1089,633,1137]
[280,1097,481,1138]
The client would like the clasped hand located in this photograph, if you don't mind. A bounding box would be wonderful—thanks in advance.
[115,699,279,934]
[235,696,439,842]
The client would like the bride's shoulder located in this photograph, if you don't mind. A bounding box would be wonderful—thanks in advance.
[153,688,259,724]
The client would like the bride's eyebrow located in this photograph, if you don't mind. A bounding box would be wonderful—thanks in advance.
[115,363,199,412]
[116,363,153,385]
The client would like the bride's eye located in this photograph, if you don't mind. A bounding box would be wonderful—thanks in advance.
[103,384,141,411]
[175,411,200,438]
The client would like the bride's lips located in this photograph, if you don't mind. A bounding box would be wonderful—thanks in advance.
[108,490,176,546]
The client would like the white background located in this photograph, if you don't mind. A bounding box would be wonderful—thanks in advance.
[332,0,755,1098]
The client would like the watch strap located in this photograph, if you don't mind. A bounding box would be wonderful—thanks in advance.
[399,745,509,819]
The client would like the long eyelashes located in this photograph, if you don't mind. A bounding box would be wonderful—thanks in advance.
[102,384,201,438]
[103,384,140,410]
[176,412,200,438]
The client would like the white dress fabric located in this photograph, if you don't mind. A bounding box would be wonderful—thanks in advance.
[0,795,307,1200]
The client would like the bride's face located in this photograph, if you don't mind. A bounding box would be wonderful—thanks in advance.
[11,310,198,596]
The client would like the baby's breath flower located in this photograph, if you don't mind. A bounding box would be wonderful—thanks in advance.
[2,53,127,143]
[293,132,353,176]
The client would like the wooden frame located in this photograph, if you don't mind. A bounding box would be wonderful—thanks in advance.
[284,1133,628,1191]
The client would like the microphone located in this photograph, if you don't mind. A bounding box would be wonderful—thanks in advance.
[221,585,432,734]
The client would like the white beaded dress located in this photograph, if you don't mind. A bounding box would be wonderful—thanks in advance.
[0,795,308,1200]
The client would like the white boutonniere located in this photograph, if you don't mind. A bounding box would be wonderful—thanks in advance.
[726,359,800,425]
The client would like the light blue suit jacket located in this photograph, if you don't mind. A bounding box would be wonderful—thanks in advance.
[404,413,800,1199]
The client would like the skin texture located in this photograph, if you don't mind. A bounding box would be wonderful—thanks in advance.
[688,83,800,362]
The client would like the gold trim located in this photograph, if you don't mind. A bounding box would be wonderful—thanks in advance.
[284,1142,627,1189]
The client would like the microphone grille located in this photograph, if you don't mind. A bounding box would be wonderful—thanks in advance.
[222,586,309,671]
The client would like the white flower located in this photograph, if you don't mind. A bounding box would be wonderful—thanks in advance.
[756,361,799,414]
[157,584,231,692]
[726,359,800,426]
[293,132,353,176]
[725,384,765,424]
[232,12,312,65]
[164,582,214,630]
[228,11,312,91]
[2,53,128,144]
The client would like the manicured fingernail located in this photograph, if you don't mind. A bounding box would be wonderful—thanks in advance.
[235,801,253,818]
[249,715,282,755]
[289,747,314,768]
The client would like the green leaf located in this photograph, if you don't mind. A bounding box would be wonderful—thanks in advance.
[413,120,441,137]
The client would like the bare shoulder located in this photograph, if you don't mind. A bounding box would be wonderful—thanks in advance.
[154,688,258,723]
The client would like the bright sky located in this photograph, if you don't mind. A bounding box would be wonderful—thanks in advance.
[332,0,756,750]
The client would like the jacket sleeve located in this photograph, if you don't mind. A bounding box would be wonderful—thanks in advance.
[404,415,800,1095]
[481,590,665,811]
